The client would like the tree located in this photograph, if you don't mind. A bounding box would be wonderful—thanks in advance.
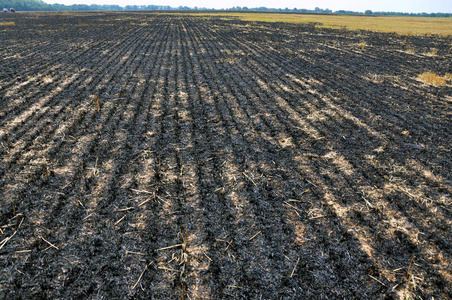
[365,10,373,15]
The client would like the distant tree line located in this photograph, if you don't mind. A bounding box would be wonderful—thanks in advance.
[1,0,451,17]
[363,9,452,18]
[1,0,49,11]
[229,6,452,17]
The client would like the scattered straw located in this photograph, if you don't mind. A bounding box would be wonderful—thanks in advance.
[156,244,182,251]
[16,250,32,254]
[114,214,126,226]
[369,275,387,287]
[11,213,23,221]
[284,201,302,212]
[138,197,155,206]
[201,249,212,261]
[290,257,300,278]
[406,255,416,279]
[0,231,17,250]
[158,266,178,272]
[41,237,59,250]
[131,188,154,194]
[249,231,261,241]
[362,197,375,209]
[242,172,257,187]
[83,213,94,220]
[126,250,145,256]
[115,207,134,212]
[288,199,306,203]
[225,240,233,251]
[131,262,153,290]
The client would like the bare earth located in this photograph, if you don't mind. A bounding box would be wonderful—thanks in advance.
[0,12,451,299]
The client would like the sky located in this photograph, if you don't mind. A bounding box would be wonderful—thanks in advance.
[42,0,452,13]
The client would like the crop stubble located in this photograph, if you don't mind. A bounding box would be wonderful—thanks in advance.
[0,12,451,299]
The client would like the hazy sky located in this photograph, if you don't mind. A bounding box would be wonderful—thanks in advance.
[42,0,452,13]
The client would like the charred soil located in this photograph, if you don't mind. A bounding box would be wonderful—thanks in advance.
[0,12,451,299]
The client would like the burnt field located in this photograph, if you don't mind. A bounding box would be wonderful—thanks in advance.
[0,12,451,299]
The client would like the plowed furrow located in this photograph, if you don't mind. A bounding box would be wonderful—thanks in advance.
[0,30,144,196]
[183,16,451,297]
[179,17,315,298]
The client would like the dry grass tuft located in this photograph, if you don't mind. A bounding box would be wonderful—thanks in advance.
[357,41,367,51]
[406,46,415,54]
[425,48,438,56]
[418,72,448,86]
[90,95,101,112]
[445,73,452,81]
